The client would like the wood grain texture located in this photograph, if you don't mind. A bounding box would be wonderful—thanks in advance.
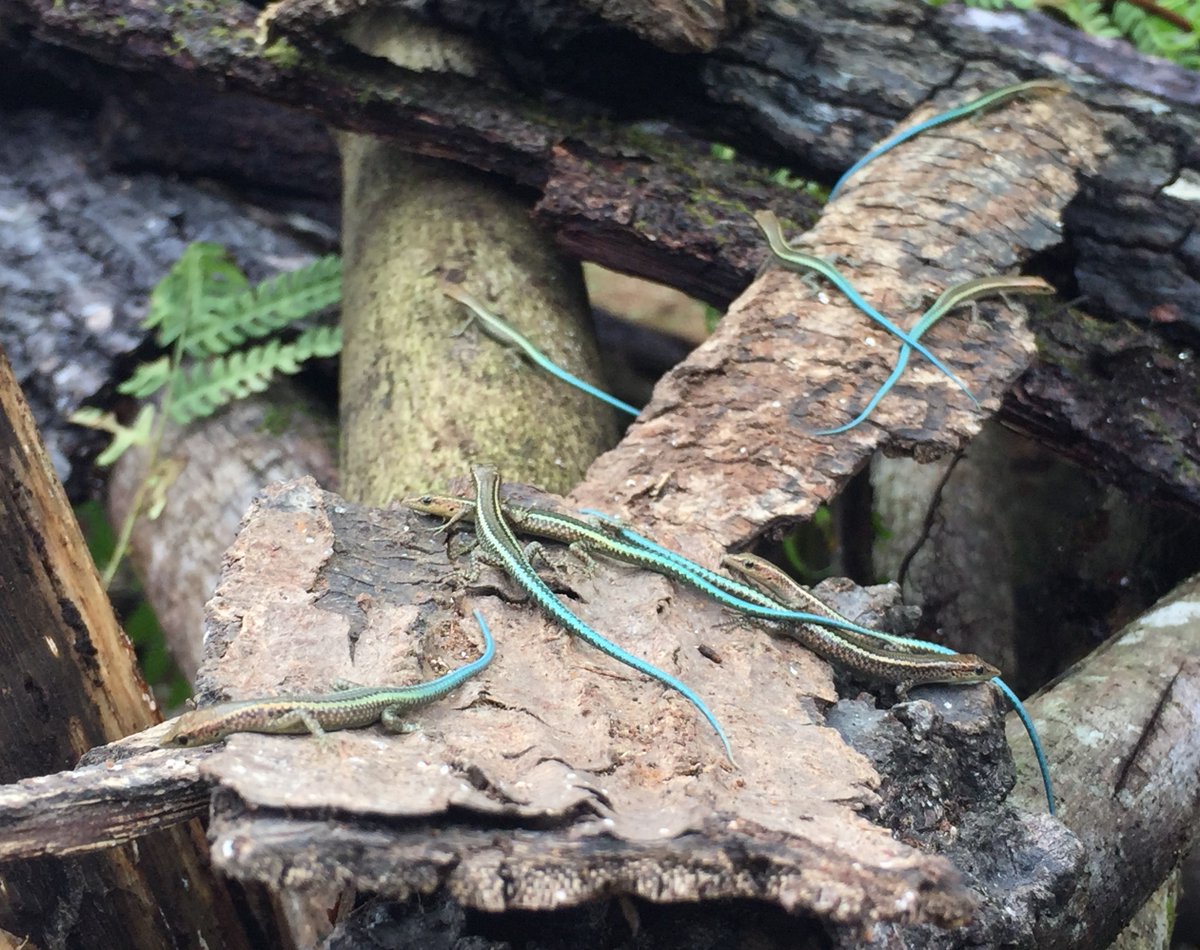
[572,90,1107,553]
[0,747,211,861]
[184,478,1068,937]
[1007,575,1200,949]
[0,347,257,949]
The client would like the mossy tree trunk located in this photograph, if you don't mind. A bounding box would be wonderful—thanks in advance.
[339,137,619,502]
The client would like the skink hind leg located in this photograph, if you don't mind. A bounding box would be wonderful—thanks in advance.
[381,707,424,734]
[566,541,598,572]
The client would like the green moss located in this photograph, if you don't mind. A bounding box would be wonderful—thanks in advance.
[688,197,720,229]
[261,37,302,69]
[686,181,775,229]
[704,304,723,333]
[259,404,296,436]
[1174,455,1200,484]
[1138,407,1173,439]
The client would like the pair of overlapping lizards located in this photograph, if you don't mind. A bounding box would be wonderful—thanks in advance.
[160,78,1064,814]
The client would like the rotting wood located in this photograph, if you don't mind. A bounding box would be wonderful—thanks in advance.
[0,346,259,949]
[572,87,1108,555]
[5,28,1200,512]
[164,476,1067,940]
[0,746,211,861]
[1005,309,1200,512]
[0,476,1070,938]
[1006,574,1200,950]
[3,0,1195,337]
[0,0,822,307]
[181,476,995,929]
[0,3,1190,945]
[4,476,1197,943]
[264,0,752,54]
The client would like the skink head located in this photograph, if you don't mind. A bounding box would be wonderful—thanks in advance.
[894,652,1001,688]
[160,707,239,747]
[402,494,472,522]
[159,700,289,747]
[720,553,796,600]
[945,655,1001,683]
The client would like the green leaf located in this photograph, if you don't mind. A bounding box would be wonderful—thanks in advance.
[167,326,342,425]
[69,404,157,466]
[144,243,247,348]
[117,357,172,398]
[703,304,723,334]
[186,256,342,356]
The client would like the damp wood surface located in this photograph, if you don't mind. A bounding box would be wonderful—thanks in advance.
[156,477,1056,934]
[3,477,1199,944]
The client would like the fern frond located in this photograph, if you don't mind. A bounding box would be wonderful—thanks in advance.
[117,357,173,400]
[1112,0,1200,58]
[68,404,157,466]
[1058,1,1126,36]
[167,326,343,425]
[143,457,186,520]
[144,243,248,347]
[946,0,1198,64]
[187,256,343,356]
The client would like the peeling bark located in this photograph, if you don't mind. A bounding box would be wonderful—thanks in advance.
[0,478,1069,941]
[145,477,1075,944]
[572,88,1107,555]
[8,474,1199,945]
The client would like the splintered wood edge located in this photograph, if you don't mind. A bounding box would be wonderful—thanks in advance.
[206,805,974,926]
[0,728,210,860]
